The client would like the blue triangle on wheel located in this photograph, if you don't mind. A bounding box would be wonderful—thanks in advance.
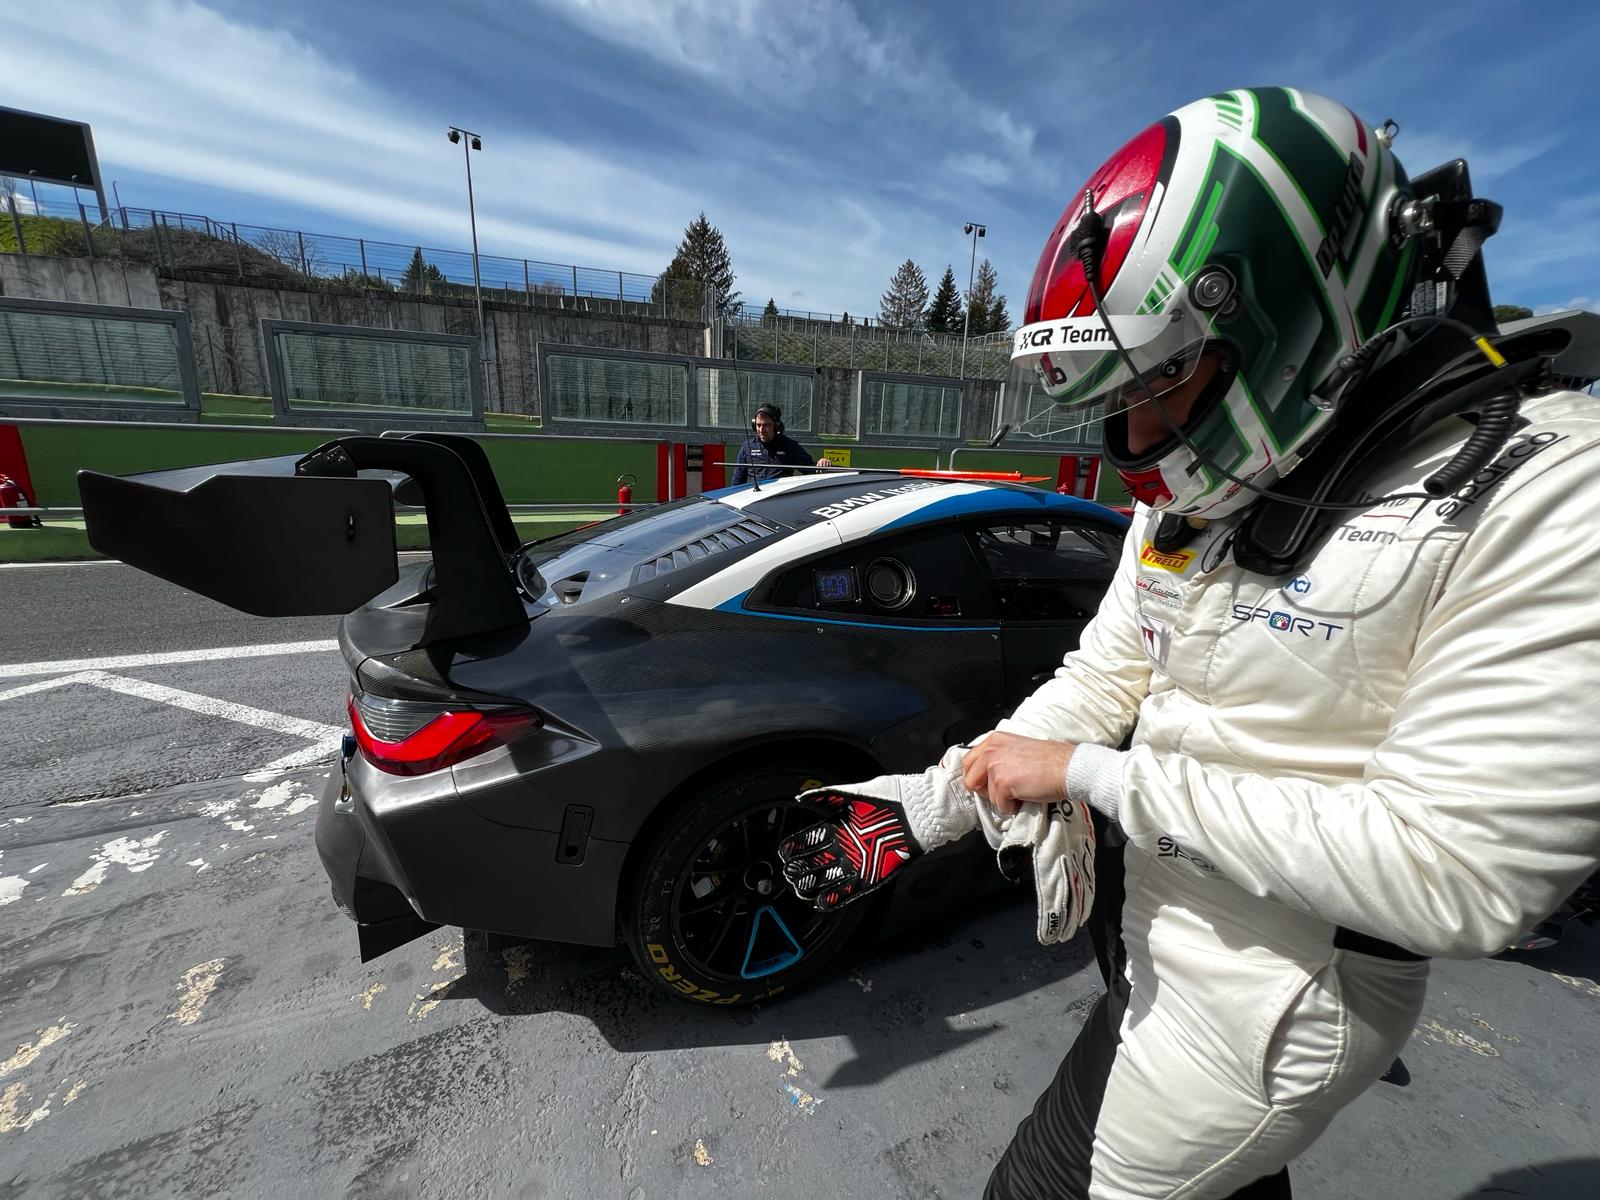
[740,905,804,979]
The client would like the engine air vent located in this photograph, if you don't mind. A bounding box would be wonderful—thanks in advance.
[634,519,777,582]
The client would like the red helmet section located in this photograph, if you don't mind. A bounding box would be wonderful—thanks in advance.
[1118,464,1174,507]
[1024,120,1174,324]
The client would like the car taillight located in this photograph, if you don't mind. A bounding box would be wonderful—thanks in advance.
[347,697,542,776]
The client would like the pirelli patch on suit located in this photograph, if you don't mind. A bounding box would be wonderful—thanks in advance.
[1139,542,1196,573]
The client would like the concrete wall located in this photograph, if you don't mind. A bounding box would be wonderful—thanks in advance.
[812,367,999,441]
[0,255,705,418]
[0,254,1004,438]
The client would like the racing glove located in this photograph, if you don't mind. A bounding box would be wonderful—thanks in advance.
[779,745,979,912]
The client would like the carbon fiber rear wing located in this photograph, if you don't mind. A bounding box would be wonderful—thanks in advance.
[78,432,525,643]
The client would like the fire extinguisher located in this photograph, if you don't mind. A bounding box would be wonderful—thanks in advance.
[617,473,636,516]
[0,473,41,529]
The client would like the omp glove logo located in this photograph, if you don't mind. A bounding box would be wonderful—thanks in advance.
[1231,603,1344,641]
[1139,542,1196,573]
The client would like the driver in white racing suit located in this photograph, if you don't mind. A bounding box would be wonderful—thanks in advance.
[779,87,1600,1198]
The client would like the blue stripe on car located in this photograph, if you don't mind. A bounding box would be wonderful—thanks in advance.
[874,488,1109,534]
[714,591,997,631]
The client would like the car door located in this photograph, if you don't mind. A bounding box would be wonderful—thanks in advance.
[963,516,1122,710]
[746,522,1005,764]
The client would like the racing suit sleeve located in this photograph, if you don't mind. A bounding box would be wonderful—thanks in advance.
[1071,448,1600,958]
[995,511,1154,748]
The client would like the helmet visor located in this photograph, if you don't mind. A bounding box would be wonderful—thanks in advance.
[1010,306,1209,413]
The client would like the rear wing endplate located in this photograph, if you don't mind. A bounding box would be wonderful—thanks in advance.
[78,432,525,643]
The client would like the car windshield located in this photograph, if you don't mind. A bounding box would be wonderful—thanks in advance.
[517,494,715,560]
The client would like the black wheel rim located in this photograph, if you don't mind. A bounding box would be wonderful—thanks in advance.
[669,800,853,984]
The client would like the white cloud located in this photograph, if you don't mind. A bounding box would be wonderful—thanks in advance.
[1533,296,1600,316]
[942,152,1010,188]
[528,0,1037,163]
[0,0,1018,312]
[1389,131,1560,183]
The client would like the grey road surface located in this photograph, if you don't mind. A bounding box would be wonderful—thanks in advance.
[2,562,1597,1198]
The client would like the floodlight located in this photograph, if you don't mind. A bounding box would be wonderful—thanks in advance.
[448,129,460,144]
[470,136,481,151]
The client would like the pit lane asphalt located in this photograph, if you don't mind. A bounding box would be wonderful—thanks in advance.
[2,561,1597,1198]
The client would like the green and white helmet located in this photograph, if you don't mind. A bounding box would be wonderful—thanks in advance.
[1011,87,1418,518]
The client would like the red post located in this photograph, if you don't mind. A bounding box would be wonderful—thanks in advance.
[702,444,726,490]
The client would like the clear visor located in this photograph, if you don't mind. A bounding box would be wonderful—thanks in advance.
[1010,307,1210,412]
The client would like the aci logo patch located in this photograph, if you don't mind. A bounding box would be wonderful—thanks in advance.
[1284,575,1312,595]
[1139,542,1196,573]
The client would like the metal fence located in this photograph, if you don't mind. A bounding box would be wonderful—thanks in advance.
[1,196,712,323]
[1,193,1016,379]
[722,313,1012,379]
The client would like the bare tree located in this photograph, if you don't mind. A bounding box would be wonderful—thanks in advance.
[255,228,323,277]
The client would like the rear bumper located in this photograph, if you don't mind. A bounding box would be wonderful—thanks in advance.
[314,747,629,955]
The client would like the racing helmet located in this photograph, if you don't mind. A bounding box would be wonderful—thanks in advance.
[1011,87,1418,518]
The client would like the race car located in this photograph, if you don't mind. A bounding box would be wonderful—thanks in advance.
[79,437,1128,1004]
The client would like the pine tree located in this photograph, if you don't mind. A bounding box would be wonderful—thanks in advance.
[763,297,779,323]
[967,258,1012,334]
[926,266,963,334]
[653,211,739,315]
[879,259,930,330]
[400,247,445,293]
[984,291,1011,334]
[841,311,851,326]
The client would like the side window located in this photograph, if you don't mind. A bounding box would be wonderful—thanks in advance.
[967,520,1118,622]
[761,526,995,622]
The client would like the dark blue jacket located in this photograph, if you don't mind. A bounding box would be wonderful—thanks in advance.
[730,433,814,485]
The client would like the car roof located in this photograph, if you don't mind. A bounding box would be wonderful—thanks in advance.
[706,471,1117,541]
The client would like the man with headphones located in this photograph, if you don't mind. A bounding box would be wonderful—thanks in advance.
[730,404,828,484]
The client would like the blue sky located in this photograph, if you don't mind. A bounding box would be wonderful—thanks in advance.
[3,0,1595,317]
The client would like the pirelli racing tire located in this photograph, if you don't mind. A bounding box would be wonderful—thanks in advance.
[622,762,872,1007]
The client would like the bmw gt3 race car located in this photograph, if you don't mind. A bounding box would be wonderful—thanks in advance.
[79,436,1128,1004]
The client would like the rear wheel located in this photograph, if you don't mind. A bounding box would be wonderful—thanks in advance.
[622,762,871,1006]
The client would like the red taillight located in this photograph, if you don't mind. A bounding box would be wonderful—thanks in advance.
[347,698,542,776]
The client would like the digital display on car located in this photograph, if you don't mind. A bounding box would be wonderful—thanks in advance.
[813,568,858,604]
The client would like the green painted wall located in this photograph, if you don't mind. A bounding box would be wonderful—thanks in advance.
[10,415,1120,510]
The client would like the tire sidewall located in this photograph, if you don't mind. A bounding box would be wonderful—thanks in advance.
[624,762,870,1006]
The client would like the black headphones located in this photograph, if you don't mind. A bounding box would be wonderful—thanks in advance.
[751,403,785,435]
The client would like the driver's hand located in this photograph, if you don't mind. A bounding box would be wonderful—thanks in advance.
[961,731,1075,817]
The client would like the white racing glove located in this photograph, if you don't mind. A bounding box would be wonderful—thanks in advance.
[778,744,979,911]
[780,743,1098,944]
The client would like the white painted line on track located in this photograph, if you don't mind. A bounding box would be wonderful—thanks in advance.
[258,738,344,773]
[72,671,343,741]
[0,640,340,680]
[0,672,98,703]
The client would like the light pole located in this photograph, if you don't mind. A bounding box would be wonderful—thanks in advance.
[447,126,487,359]
[959,220,986,379]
